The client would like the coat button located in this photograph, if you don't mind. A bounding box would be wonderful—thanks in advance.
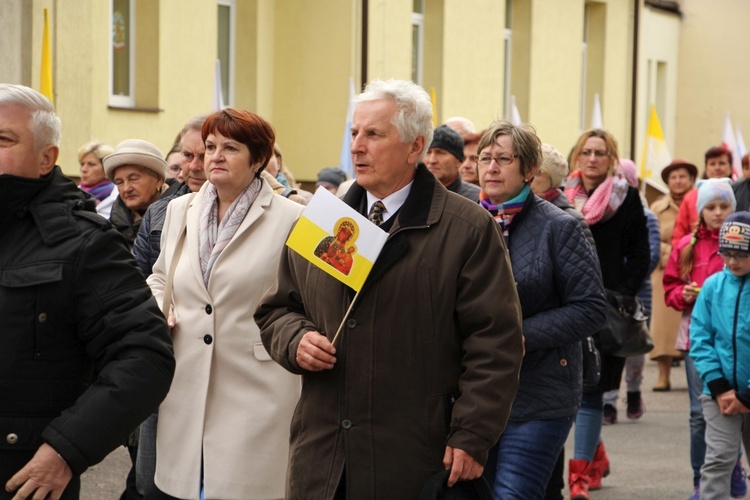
[346,319,357,329]
[38,313,47,323]
[204,334,213,345]
[6,433,18,445]
[560,359,568,367]
[205,304,212,314]
[341,419,352,429]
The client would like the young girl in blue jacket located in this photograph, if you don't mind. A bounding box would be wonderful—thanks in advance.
[690,211,750,499]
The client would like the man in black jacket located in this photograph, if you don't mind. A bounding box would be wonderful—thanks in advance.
[0,84,175,499]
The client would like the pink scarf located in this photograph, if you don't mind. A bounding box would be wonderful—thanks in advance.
[564,171,628,225]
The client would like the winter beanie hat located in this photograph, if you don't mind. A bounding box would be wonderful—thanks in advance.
[696,178,736,215]
[719,211,750,254]
[429,125,465,162]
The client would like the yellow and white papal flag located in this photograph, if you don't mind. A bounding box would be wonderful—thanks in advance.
[639,105,671,182]
[286,187,388,292]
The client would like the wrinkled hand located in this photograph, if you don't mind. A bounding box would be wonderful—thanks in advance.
[682,282,699,304]
[442,446,483,487]
[296,331,336,371]
[6,443,72,500]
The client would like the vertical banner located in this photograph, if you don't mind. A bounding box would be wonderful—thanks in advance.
[40,8,54,105]
[639,105,671,182]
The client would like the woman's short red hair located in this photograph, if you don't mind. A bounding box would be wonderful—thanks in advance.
[202,108,275,175]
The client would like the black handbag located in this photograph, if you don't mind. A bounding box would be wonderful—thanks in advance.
[597,290,654,358]
[581,336,601,391]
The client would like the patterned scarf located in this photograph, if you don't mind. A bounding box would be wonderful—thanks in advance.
[480,184,531,241]
[541,187,560,203]
[564,171,628,225]
[80,179,115,203]
[198,179,262,286]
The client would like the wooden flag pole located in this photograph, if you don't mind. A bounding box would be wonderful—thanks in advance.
[330,291,362,347]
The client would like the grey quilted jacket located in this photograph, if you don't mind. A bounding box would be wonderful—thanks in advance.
[507,194,607,420]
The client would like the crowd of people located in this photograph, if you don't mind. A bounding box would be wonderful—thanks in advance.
[2,80,750,500]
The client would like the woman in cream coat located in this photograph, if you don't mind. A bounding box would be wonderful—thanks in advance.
[147,108,303,500]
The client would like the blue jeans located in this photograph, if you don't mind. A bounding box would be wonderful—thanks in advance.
[685,354,706,486]
[485,417,574,499]
[574,392,603,461]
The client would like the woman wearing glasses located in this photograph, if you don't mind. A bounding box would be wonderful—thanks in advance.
[476,120,607,499]
[564,129,650,499]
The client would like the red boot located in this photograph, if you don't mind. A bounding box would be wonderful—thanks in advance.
[589,441,610,490]
[569,458,591,500]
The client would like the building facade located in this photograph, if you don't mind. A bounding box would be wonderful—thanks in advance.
[2,0,748,185]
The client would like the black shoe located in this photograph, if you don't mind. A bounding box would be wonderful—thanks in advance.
[626,391,644,419]
[603,403,617,425]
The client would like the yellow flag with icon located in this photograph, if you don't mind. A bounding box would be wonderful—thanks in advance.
[286,187,388,291]
[639,105,671,182]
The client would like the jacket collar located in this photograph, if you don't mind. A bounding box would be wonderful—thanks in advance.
[342,165,446,295]
[186,179,275,293]
[1,167,97,246]
[342,164,444,232]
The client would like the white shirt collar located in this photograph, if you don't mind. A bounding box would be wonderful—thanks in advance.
[366,181,413,223]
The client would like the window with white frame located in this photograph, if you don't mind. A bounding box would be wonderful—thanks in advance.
[110,0,135,107]
[217,0,235,108]
[411,0,424,85]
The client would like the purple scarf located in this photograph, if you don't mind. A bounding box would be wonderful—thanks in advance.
[80,179,115,203]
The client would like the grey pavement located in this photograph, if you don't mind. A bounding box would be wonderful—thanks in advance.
[79,358,708,499]
[562,357,695,500]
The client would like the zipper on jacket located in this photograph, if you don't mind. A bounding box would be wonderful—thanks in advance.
[732,276,746,390]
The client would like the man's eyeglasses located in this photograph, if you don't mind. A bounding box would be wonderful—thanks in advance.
[719,250,750,262]
[475,154,519,167]
[578,149,610,158]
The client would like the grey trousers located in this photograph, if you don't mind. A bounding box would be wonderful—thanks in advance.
[136,412,159,498]
[700,394,750,499]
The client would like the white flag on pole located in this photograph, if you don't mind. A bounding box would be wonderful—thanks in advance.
[213,60,225,112]
[590,93,603,129]
[510,96,522,125]
[339,77,356,178]
[722,112,742,180]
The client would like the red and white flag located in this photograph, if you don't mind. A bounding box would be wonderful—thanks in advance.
[722,112,742,180]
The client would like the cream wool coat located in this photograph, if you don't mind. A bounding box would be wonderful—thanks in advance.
[147,180,304,500]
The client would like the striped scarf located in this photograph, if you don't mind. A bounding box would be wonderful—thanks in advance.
[564,171,628,225]
[198,179,262,286]
[479,184,531,241]
[80,179,115,203]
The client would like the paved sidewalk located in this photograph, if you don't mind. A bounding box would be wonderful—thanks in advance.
[562,357,695,500]
[80,358,707,499]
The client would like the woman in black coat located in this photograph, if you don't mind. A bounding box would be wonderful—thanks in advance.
[476,121,607,499]
[564,129,650,499]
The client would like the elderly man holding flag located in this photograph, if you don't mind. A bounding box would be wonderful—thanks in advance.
[256,79,523,499]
